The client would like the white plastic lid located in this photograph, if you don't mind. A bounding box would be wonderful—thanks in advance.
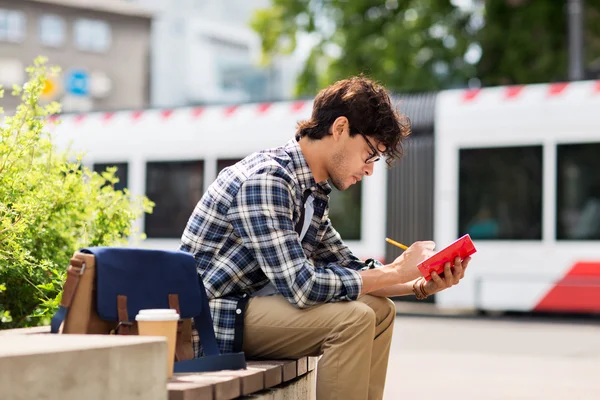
[135,309,180,321]
[138,309,177,315]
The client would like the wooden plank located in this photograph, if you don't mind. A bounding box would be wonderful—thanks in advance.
[168,378,213,400]
[296,357,308,376]
[202,369,264,396]
[281,360,297,382]
[246,361,283,388]
[172,374,240,400]
[247,360,297,382]
[307,356,318,372]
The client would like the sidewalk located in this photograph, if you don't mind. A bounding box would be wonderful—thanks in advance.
[393,300,600,326]
[393,300,477,318]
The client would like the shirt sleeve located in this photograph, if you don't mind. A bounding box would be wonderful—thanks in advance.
[311,218,367,271]
[228,169,363,308]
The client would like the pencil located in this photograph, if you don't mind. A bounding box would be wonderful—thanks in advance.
[385,237,409,250]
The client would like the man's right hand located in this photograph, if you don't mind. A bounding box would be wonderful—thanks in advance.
[358,241,436,296]
[391,241,436,283]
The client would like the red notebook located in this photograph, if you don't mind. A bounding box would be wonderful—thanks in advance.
[417,234,477,281]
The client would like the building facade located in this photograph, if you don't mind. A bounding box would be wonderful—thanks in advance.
[0,0,152,113]
[131,0,299,107]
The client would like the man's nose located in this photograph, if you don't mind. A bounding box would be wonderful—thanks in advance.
[363,163,375,176]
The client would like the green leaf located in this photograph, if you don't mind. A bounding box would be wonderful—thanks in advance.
[1,311,12,324]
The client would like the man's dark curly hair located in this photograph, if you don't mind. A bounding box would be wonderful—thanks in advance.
[296,76,411,168]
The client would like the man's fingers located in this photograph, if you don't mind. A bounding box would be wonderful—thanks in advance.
[430,271,444,287]
[453,257,463,284]
[443,262,453,286]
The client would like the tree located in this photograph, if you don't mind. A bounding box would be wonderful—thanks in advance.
[252,0,600,95]
[251,0,477,96]
[477,0,600,85]
[0,58,154,329]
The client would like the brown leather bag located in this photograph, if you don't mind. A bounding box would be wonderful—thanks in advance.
[50,247,246,373]
[54,250,193,361]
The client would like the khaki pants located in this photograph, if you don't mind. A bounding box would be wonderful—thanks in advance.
[242,295,396,400]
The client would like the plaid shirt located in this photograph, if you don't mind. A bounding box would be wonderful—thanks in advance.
[179,138,365,355]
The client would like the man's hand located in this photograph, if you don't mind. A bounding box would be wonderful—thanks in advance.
[392,241,436,283]
[424,256,471,295]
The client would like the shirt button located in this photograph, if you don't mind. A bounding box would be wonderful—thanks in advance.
[242,293,247,298]
[236,309,242,315]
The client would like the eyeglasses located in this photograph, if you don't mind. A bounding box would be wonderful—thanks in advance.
[360,134,381,164]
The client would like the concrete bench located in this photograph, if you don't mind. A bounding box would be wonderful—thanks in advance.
[0,326,318,400]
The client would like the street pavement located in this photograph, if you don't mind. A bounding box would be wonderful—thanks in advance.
[383,304,600,399]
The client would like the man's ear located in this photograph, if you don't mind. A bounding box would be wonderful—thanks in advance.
[330,116,349,141]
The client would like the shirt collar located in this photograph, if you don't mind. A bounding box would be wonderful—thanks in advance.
[284,138,332,196]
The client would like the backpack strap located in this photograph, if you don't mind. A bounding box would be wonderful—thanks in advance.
[191,310,220,356]
[172,287,247,372]
[169,294,194,361]
[50,257,86,333]
[116,295,132,335]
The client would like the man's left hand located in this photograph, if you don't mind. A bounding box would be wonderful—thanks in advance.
[424,256,471,296]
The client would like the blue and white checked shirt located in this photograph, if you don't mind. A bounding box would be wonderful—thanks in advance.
[179,138,365,355]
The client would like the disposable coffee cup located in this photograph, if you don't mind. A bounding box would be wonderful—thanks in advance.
[135,309,180,378]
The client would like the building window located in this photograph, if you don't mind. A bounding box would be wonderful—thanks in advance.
[93,162,128,192]
[217,158,241,175]
[328,183,362,240]
[74,19,111,52]
[0,9,26,42]
[40,14,65,47]
[557,143,600,240]
[458,146,543,240]
[145,161,204,238]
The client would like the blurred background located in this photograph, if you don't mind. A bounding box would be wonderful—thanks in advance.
[1,1,600,397]
[2,0,600,312]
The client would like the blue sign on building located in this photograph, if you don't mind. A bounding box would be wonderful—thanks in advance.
[65,69,89,97]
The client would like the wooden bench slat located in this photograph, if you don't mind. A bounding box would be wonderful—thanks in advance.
[201,369,264,396]
[247,360,297,386]
[168,379,213,400]
[282,360,297,382]
[296,357,308,376]
[246,361,285,388]
[171,374,241,400]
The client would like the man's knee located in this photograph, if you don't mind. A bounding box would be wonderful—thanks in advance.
[381,297,396,319]
[360,295,396,322]
[343,300,377,329]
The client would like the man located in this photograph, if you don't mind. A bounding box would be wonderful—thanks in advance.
[179,76,470,400]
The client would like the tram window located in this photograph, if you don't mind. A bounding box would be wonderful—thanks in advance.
[557,143,600,240]
[458,146,543,240]
[145,160,204,238]
[328,182,362,240]
[93,162,128,191]
[217,158,241,174]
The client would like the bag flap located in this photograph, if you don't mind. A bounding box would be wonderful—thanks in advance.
[81,247,204,321]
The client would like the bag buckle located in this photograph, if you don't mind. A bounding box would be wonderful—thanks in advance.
[110,320,133,335]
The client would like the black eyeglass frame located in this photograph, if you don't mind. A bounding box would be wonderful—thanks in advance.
[360,133,382,164]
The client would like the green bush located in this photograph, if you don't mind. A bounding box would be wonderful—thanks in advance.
[0,57,154,329]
